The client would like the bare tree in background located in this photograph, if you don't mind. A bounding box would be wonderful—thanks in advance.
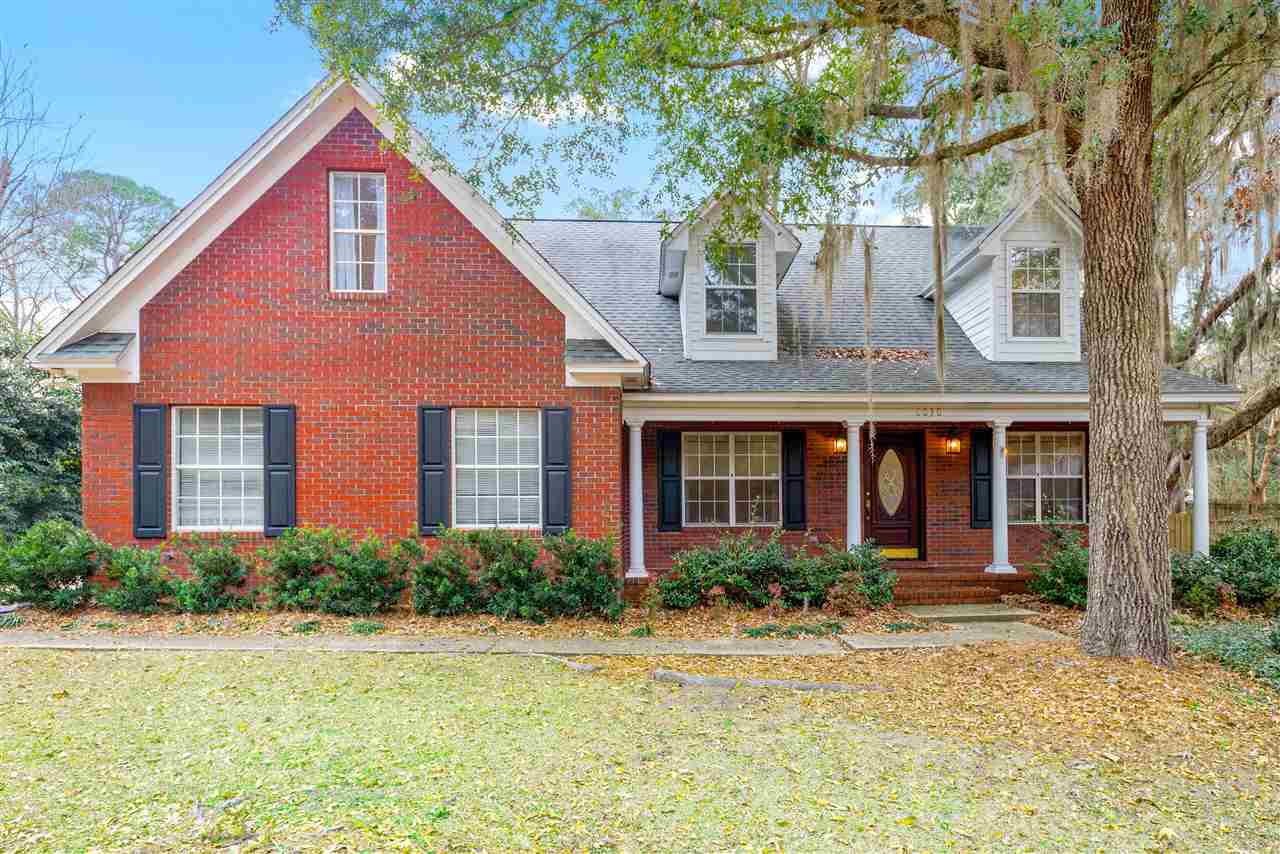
[0,45,82,340]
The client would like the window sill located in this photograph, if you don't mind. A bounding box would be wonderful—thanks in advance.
[172,526,263,534]
[1009,520,1087,526]
[328,289,389,299]
[1008,336,1066,342]
[451,524,542,531]
[703,333,763,339]
[680,522,781,529]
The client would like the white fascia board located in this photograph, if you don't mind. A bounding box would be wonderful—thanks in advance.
[28,77,351,362]
[622,399,1224,424]
[624,390,1241,406]
[347,78,646,369]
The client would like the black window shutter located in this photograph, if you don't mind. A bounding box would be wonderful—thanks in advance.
[418,406,450,536]
[971,428,993,529]
[656,430,682,531]
[781,430,807,530]
[542,408,572,536]
[263,405,297,537]
[133,403,166,539]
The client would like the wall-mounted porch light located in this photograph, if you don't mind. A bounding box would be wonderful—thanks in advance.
[944,429,961,455]
[834,436,848,454]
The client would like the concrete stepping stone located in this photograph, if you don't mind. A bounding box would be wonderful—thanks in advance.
[900,604,1039,624]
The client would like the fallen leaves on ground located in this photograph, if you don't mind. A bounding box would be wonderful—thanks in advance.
[1,648,1276,852]
[588,641,1280,777]
[6,602,929,640]
[1003,593,1083,637]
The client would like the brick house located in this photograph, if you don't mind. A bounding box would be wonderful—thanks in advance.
[29,77,1237,602]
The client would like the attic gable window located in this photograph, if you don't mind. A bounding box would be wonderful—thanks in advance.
[330,172,387,292]
[705,243,758,334]
[1010,246,1062,338]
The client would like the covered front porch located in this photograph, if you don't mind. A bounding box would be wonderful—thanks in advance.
[619,395,1217,602]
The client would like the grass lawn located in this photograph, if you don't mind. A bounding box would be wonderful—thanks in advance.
[1,645,1278,852]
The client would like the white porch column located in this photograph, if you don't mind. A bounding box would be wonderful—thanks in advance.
[1192,417,1211,555]
[625,418,647,578]
[845,420,864,549]
[986,417,1016,574]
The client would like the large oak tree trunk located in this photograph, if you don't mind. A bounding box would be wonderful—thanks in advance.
[1073,0,1172,664]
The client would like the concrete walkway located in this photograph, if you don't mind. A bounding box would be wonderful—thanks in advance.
[0,621,1065,657]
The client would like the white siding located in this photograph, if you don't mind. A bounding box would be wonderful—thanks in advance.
[682,212,778,361]
[945,267,994,359]
[991,200,1082,362]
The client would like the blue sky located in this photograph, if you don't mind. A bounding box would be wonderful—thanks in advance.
[11,1,904,221]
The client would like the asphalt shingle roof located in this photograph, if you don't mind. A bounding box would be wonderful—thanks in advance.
[43,332,134,361]
[516,219,1234,398]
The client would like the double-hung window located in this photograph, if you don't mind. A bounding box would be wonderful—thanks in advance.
[1009,246,1062,337]
[173,407,264,531]
[705,243,758,334]
[682,432,781,526]
[330,172,387,292]
[453,409,541,528]
[1007,432,1086,523]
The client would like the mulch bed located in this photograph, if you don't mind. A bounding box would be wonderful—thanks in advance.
[3,603,930,640]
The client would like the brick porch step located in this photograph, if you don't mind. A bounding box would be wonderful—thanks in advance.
[892,586,1004,605]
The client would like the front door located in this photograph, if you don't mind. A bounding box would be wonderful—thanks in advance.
[866,435,922,559]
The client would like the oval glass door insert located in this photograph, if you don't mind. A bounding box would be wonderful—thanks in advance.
[878,449,904,516]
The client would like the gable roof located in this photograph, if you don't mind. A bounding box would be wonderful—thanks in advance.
[514,218,1236,401]
[29,75,645,375]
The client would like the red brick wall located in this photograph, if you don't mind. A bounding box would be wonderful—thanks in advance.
[623,421,1088,576]
[82,109,623,561]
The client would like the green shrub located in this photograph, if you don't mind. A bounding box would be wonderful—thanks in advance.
[1027,526,1089,609]
[658,532,793,609]
[170,536,255,614]
[1170,552,1230,617]
[469,529,549,621]
[259,527,348,610]
[320,534,407,616]
[95,547,171,614]
[1269,619,1280,654]
[409,529,623,623]
[407,533,484,616]
[541,530,624,620]
[1210,527,1280,610]
[657,535,894,612]
[351,620,384,635]
[0,520,105,611]
[815,542,896,609]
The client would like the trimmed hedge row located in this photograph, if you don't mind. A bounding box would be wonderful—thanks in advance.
[0,520,622,621]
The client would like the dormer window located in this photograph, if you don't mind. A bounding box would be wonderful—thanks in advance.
[705,243,758,334]
[1010,246,1062,338]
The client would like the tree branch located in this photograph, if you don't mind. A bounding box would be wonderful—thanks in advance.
[1173,234,1280,367]
[679,22,835,70]
[792,118,1037,168]
[1166,381,1280,496]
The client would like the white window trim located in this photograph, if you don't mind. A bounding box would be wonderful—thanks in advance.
[704,241,760,337]
[681,431,782,528]
[171,406,264,533]
[329,171,388,293]
[1007,430,1087,525]
[1006,240,1065,342]
[450,408,543,531]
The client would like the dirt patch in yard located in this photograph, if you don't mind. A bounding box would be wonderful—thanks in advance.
[3,602,928,640]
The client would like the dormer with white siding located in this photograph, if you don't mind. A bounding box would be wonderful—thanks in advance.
[932,189,1084,363]
[659,199,800,361]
